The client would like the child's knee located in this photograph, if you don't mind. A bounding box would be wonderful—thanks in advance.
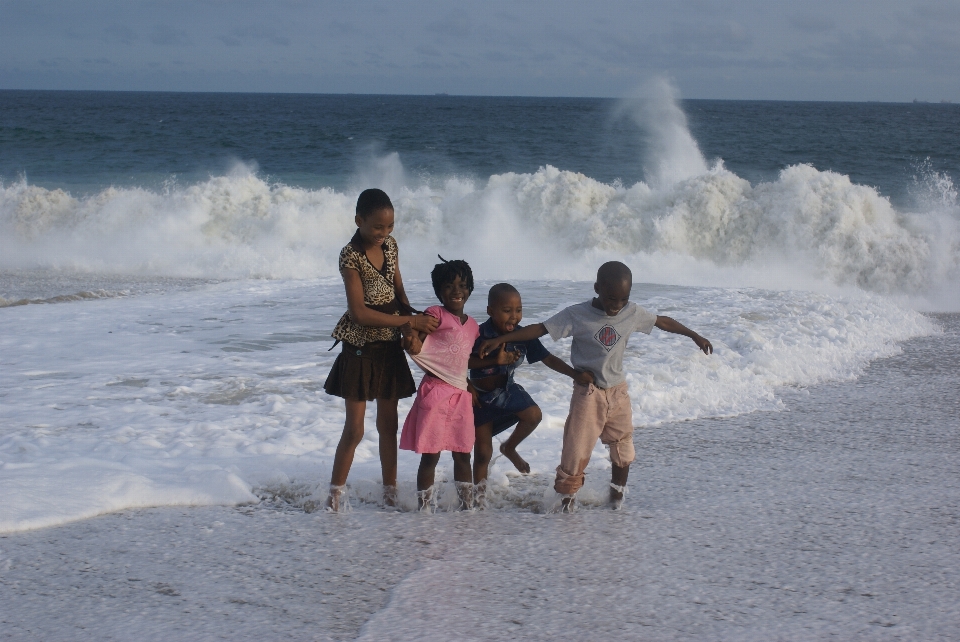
[451,451,472,465]
[517,404,542,425]
[473,443,492,466]
[418,453,441,470]
[340,425,365,448]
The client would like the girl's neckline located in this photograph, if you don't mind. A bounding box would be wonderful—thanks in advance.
[440,305,468,325]
[349,231,388,276]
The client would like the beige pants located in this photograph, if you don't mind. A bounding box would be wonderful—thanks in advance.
[554,381,634,495]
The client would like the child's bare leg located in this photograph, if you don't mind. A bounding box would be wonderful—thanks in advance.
[417,453,441,511]
[330,399,366,486]
[452,451,472,483]
[610,463,629,505]
[473,423,494,485]
[452,451,473,509]
[499,405,542,474]
[327,399,366,510]
[417,453,441,490]
[375,399,399,505]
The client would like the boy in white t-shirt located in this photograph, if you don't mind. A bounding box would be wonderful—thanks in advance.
[478,261,713,510]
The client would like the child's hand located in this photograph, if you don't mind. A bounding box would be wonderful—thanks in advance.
[693,335,713,355]
[468,382,480,407]
[401,322,424,355]
[409,314,439,334]
[478,338,503,359]
[494,345,520,366]
[573,370,595,386]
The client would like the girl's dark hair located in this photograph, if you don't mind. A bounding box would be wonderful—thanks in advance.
[356,188,393,219]
[431,256,474,300]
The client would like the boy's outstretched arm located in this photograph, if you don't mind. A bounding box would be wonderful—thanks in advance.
[468,345,520,370]
[655,316,713,355]
[541,354,595,386]
[477,323,549,358]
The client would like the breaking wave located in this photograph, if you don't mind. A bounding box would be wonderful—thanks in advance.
[1,86,957,307]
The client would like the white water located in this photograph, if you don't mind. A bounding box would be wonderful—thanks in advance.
[0,85,955,533]
[0,277,939,533]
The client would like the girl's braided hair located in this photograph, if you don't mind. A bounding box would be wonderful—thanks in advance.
[431,255,474,301]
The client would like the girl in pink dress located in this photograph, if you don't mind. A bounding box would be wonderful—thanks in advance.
[400,258,480,512]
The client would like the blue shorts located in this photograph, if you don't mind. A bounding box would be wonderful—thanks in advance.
[473,382,538,436]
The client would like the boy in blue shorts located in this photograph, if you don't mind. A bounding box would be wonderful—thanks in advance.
[468,283,591,504]
[478,262,713,511]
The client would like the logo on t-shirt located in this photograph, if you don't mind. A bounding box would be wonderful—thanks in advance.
[595,324,621,351]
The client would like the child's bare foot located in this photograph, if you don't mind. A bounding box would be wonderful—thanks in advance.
[325,484,348,513]
[416,486,435,514]
[609,483,626,510]
[559,494,576,513]
[382,484,399,509]
[499,443,531,474]
[454,481,474,511]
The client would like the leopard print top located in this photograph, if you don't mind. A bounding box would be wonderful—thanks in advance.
[331,233,402,346]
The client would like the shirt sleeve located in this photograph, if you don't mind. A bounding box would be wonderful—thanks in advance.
[542,306,574,341]
[338,245,360,272]
[523,336,550,364]
[471,333,484,357]
[634,305,657,334]
[424,305,443,321]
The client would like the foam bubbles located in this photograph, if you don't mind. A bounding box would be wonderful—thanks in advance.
[1,160,956,301]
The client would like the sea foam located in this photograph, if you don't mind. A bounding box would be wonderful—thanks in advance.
[2,159,956,300]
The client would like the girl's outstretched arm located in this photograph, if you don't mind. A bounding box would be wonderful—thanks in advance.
[654,316,713,355]
[477,323,548,358]
[342,269,438,333]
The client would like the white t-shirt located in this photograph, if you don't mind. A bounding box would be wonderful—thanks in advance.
[542,300,657,389]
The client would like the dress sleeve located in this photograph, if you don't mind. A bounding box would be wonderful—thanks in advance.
[634,305,658,335]
[542,306,574,341]
[339,245,360,272]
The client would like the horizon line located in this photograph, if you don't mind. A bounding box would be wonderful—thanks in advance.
[0,87,955,105]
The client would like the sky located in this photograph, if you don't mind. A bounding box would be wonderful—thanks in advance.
[1,0,958,101]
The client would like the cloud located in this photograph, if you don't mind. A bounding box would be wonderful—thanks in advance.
[426,10,472,41]
[104,24,138,45]
[416,44,442,57]
[219,25,290,47]
[150,25,191,46]
[790,13,836,33]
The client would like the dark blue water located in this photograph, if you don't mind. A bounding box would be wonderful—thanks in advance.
[2,91,958,207]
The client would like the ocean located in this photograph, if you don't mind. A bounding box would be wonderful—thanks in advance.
[1,87,958,639]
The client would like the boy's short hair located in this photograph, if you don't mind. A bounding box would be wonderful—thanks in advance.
[597,261,632,287]
[431,256,474,300]
[488,283,520,306]
[356,188,393,219]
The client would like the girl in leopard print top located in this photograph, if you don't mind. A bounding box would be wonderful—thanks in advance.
[322,189,438,511]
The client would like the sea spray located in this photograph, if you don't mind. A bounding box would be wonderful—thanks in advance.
[614,77,710,187]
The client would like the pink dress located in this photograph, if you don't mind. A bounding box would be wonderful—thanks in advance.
[400,306,480,454]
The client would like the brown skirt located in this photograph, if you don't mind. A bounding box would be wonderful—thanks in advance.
[323,340,416,401]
